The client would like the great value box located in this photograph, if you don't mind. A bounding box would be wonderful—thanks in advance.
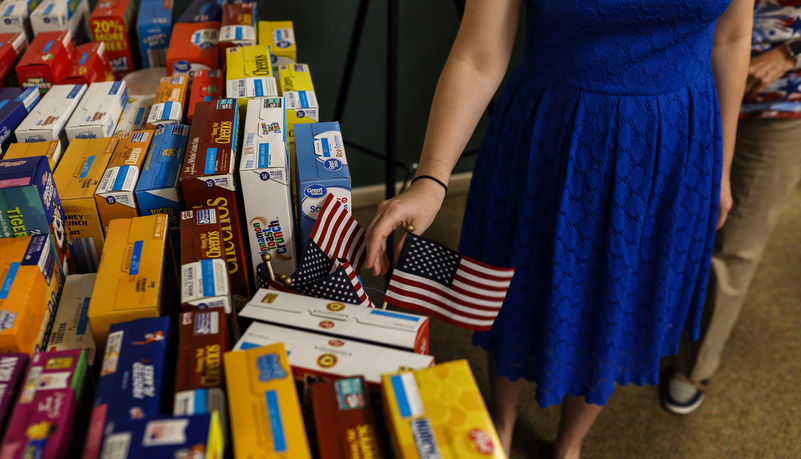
[0,0,37,42]
[84,316,171,459]
[89,0,135,78]
[15,30,75,94]
[15,83,86,150]
[114,94,153,135]
[294,121,352,245]
[177,0,222,23]
[187,69,222,123]
[47,273,97,364]
[225,43,278,99]
[224,343,311,458]
[0,87,39,154]
[0,32,26,86]
[54,137,118,273]
[275,63,319,152]
[0,353,28,439]
[98,413,224,459]
[181,99,251,309]
[166,21,219,76]
[94,129,153,232]
[30,0,90,39]
[146,75,188,129]
[137,0,171,69]
[3,140,60,170]
[240,289,431,354]
[240,97,296,276]
[65,80,127,141]
[259,21,296,65]
[180,208,233,314]
[382,360,505,459]
[59,41,114,86]
[87,214,176,350]
[218,2,256,66]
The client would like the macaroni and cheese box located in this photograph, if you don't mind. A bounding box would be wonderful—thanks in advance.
[225,43,278,99]
[30,0,90,39]
[181,99,251,309]
[114,94,153,135]
[0,87,39,155]
[180,208,233,314]
[218,2,257,66]
[275,63,318,151]
[147,75,188,129]
[15,30,75,94]
[0,32,27,86]
[240,289,431,354]
[47,273,97,364]
[54,136,118,273]
[137,0,172,69]
[98,412,224,459]
[382,360,505,459]
[177,0,222,23]
[0,0,36,43]
[87,214,176,350]
[84,316,171,459]
[58,41,114,86]
[3,140,60,171]
[89,0,135,78]
[94,129,153,232]
[224,343,311,458]
[259,21,296,65]
[240,97,296,277]
[187,69,222,124]
[0,353,28,438]
[312,377,385,459]
[294,121,352,245]
[166,21,219,76]
[15,83,86,150]
[65,80,127,141]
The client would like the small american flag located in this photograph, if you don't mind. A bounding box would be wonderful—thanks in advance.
[310,194,367,273]
[384,233,515,331]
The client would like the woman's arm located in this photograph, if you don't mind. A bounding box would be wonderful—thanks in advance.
[711,0,754,229]
[364,0,523,275]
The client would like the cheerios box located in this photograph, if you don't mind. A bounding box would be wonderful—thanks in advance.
[187,69,223,124]
[47,273,97,364]
[58,41,114,86]
[239,288,430,354]
[225,43,278,100]
[179,208,233,315]
[54,136,118,273]
[259,21,296,66]
[0,353,28,438]
[15,30,75,94]
[114,94,153,135]
[137,0,172,69]
[166,21,220,76]
[89,0,135,78]
[224,343,311,458]
[65,80,128,141]
[218,2,257,67]
[94,129,154,232]
[15,83,86,150]
[382,360,506,459]
[275,63,318,152]
[147,75,189,129]
[0,87,39,155]
[3,140,60,171]
[0,0,37,43]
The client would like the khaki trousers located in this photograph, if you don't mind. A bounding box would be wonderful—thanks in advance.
[675,117,801,382]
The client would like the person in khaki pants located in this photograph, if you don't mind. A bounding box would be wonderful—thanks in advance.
[664,1,801,414]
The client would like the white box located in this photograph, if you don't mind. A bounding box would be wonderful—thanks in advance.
[240,97,296,278]
[46,273,97,363]
[30,0,89,38]
[15,83,86,149]
[239,288,431,354]
[65,80,127,141]
[0,0,35,42]
[114,94,154,135]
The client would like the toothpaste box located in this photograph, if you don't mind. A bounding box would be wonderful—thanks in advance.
[59,41,114,86]
[259,21,296,66]
[89,0,135,78]
[180,208,233,315]
[0,0,38,43]
[177,0,222,23]
[166,21,219,76]
[135,124,190,252]
[382,360,505,459]
[65,80,127,141]
[224,343,311,458]
[94,129,153,232]
[275,63,319,152]
[137,0,172,69]
[240,97,297,276]
[294,121,352,245]
[0,32,27,86]
[47,273,97,364]
[146,75,188,129]
[54,137,118,273]
[181,99,251,309]
[15,83,86,150]
[15,30,75,94]
[0,87,39,154]
[187,69,222,124]
[114,94,153,135]
[240,288,431,354]
[98,412,224,459]
[84,316,171,459]
[218,2,257,67]
[87,214,176,351]
[225,43,278,100]
[3,140,60,171]
[312,377,385,459]
[0,353,28,439]
[30,0,90,40]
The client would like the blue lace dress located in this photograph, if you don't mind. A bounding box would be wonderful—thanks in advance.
[463,0,730,407]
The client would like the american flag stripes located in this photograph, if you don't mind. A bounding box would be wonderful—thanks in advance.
[310,194,367,274]
[384,233,515,331]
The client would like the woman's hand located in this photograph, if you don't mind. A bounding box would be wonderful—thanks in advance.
[717,176,733,230]
[745,45,795,97]
[364,179,447,276]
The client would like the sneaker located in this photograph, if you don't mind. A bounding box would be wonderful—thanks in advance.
[663,373,707,414]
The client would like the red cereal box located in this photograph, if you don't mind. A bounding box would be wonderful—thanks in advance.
[58,42,114,86]
[166,21,220,76]
[187,69,223,124]
[89,0,136,78]
[0,32,26,87]
[218,2,257,68]
[15,30,75,94]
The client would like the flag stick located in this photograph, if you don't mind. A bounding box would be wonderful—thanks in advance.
[382,301,388,310]
[260,253,276,282]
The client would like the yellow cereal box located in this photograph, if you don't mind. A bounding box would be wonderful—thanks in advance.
[54,137,119,273]
[3,140,62,172]
[274,63,318,156]
[224,343,311,458]
[259,21,296,65]
[382,360,506,459]
[225,44,279,100]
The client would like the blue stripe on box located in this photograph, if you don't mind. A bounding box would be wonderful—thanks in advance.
[276,30,282,41]
[204,148,217,174]
[200,259,216,296]
[0,100,8,111]
[77,297,90,334]
[0,263,20,300]
[3,6,13,16]
[44,3,54,14]
[254,79,264,97]
[258,143,269,168]
[390,374,412,418]
[265,390,287,453]
[195,388,208,413]
[112,165,129,191]
[204,96,211,102]
[298,91,309,108]
[239,342,259,350]
[133,107,145,125]
[79,156,95,179]
[235,28,243,40]
[162,101,174,120]
[42,40,54,53]
[321,138,330,157]
[79,53,89,65]
[370,309,421,322]
[129,241,143,275]
[155,162,170,187]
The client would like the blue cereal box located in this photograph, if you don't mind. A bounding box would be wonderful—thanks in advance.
[0,87,39,155]
[137,0,172,69]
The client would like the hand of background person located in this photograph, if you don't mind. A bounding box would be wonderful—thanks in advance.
[745,45,795,97]
[364,179,447,276]
[717,176,732,230]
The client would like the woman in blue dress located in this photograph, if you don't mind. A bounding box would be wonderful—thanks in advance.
[365,1,754,457]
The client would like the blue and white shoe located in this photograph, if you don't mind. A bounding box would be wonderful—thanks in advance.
[664,374,707,415]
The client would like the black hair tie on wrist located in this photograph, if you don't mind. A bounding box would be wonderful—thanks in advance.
[411,175,448,194]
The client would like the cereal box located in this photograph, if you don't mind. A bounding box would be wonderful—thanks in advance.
[15,83,86,150]
[166,21,220,76]
[94,129,154,232]
[180,208,233,314]
[65,80,127,141]
[0,32,27,87]
[218,2,257,66]
[224,343,311,458]
[30,0,90,39]
[225,43,278,99]
[54,136,118,273]
[239,289,431,354]
[15,30,75,94]
[58,41,114,86]
[114,94,153,135]
[187,69,223,124]
[89,0,135,78]
[87,214,177,350]
[181,99,251,309]
[275,63,318,152]
[0,353,28,439]
[259,21,296,66]
[147,75,189,129]
[0,0,36,43]
[0,87,39,155]
[137,0,172,69]
[177,0,222,23]
[47,273,97,364]
[3,140,60,171]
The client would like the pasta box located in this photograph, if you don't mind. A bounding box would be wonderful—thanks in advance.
[29,0,90,40]
[146,75,188,129]
[0,0,36,43]
[225,43,278,100]
[166,21,219,76]
[15,30,75,94]
[3,140,60,171]
[0,353,28,439]
[47,273,97,365]
[0,32,27,87]
[137,0,172,69]
[0,87,40,155]
[259,21,296,65]
[64,80,127,141]
[187,69,223,124]
[89,0,135,78]
[180,208,233,315]
[218,2,257,67]
[58,41,114,86]
[15,83,87,150]
[114,94,153,135]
